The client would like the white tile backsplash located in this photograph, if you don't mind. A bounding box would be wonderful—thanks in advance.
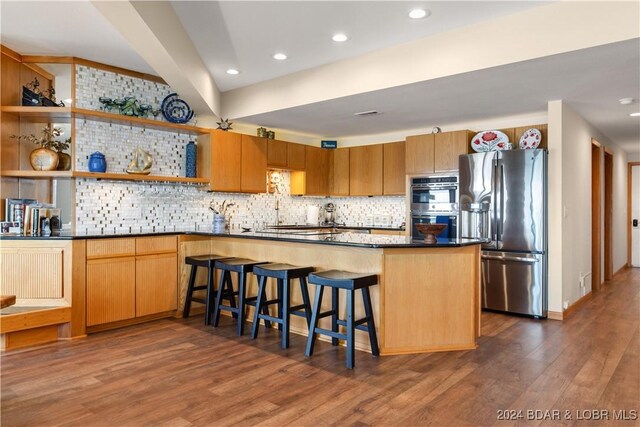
[73,65,406,233]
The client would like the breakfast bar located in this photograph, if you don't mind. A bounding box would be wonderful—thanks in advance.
[1,231,482,354]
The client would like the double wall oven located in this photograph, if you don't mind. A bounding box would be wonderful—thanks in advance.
[410,175,459,240]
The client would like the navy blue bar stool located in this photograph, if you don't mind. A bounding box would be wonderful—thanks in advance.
[183,255,232,325]
[250,263,314,349]
[211,258,267,336]
[304,270,379,369]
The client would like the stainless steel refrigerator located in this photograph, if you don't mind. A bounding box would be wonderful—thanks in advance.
[459,149,547,318]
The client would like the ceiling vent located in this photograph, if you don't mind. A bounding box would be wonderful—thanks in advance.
[353,110,380,117]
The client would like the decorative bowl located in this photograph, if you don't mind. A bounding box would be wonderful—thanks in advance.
[415,223,447,244]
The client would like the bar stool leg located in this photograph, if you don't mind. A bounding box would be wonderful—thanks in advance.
[276,279,283,331]
[237,272,247,336]
[183,265,198,318]
[205,264,215,325]
[251,275,267,339]
[331,287,340,346]
[282,278,291,349]
[299,277,312,327]
[346,289,355,369]
[304,285,324,357]
[362,287,379,356]
[212,270,228,327]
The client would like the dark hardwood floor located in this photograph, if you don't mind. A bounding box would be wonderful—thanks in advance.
[2,268,638,426]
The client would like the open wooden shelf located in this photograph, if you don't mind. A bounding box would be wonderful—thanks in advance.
[72,108,210,135]
[1,106,72,123]
[73,171,210,184]
[1,106,211,135]
[1,170,73,179]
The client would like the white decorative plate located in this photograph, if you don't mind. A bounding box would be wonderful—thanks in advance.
[519,128,542,149]
[471,130,509,152]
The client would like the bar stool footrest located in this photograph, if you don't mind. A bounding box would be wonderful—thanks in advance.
[313,328,347,341]
[336,318,371,328]
[256,314,282,324]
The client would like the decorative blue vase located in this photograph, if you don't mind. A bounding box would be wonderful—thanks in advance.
[88,152,107,173]
[185,141,197,178]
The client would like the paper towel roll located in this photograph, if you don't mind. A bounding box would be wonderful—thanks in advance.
[306,205,319,225]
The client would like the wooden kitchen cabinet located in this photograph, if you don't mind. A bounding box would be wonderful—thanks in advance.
[267,139,288,168]
[287,143,306,170]
[330,148,350,196]
[405,134,435,175]
[211,130,241,192]
[291,146,330,195]
[86,256,136,327]
[241,134,267,193]
[383,141,406,195]
[136,253,178,317]
[350,144,383,196]
[434,130,473,172]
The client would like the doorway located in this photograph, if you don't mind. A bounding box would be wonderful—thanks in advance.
[591,140,601,291]
[604,149,613,280]
[629,162,640,267]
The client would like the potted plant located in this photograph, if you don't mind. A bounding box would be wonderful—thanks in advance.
[11,126,64,171]
[52,137,71,171]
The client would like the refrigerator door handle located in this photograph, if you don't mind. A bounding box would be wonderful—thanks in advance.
[497,161,505,243]
[481,254,539,263]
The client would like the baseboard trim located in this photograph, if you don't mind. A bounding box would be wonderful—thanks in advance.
[613,265,627,277]
[562,292,592,320]
[547,311,563,321]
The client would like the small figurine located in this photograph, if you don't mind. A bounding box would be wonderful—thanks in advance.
[217,118,233,131]
[126,147,153,175]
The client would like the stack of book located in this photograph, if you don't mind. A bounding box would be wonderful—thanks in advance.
[2,198,61,236]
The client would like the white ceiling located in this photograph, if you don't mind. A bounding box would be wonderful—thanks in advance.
[171,1,547,91]
[0,1,637,152]
[239,39,640,152]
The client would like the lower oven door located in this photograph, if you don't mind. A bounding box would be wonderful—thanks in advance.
[411,215,458,240]
[481,251,547,317]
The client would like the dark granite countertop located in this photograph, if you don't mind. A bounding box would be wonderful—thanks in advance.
[0,228,483,248]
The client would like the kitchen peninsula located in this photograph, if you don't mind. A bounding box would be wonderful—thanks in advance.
[0,231,482,354]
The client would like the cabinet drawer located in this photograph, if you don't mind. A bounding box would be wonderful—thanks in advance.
[87,238,135,259]
[136,236,177,255]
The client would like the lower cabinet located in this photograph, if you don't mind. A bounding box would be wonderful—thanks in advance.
[86,256,136,326]
[135,253,178,317]
[86,236,178,328]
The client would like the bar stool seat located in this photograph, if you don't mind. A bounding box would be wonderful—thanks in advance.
[304,270,379,369]
[183,254,232,325]
[212,258,267,336]
[251,263,314,349]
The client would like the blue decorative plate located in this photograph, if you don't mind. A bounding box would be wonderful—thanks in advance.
[161,93,194,124]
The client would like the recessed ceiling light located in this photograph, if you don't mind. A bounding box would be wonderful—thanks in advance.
[332,34,348,42]
[619,98,635,105]
[409,9,430,19]
[630,112,640,117]
[226,68,240,75]
[273,53,287,60]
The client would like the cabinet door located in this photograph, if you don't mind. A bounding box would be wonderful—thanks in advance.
[330,148,350,196]
[305,146,330,195]
[136,253,178,317]
[211,130,241,192]
[434,131,472,172]
[241,134,267,193]
[267,139,288,168]
[405,134,434,175]
[287,143,306,170]
[350,145,383,196]
[86,257,136,326]
[383,141,406,195]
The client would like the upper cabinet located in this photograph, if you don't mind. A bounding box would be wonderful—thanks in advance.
[287,143,306,170]
[405,134,435,175]
[267,139,288,169]
[434,130,474,172]
[405,131,473,174]
[241,135,267,193]
[291,146,329,196]
[330,148,350,196]
[350,145,383,196]
[211,130,242,192]
[383,141,406,195]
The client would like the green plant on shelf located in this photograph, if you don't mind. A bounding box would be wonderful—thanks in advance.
[11,126,64,149]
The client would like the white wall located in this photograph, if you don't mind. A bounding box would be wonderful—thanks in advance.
[547,101,563,313]
[553,101,629,310]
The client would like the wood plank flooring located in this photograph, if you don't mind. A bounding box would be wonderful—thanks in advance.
[2,268,638,426]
